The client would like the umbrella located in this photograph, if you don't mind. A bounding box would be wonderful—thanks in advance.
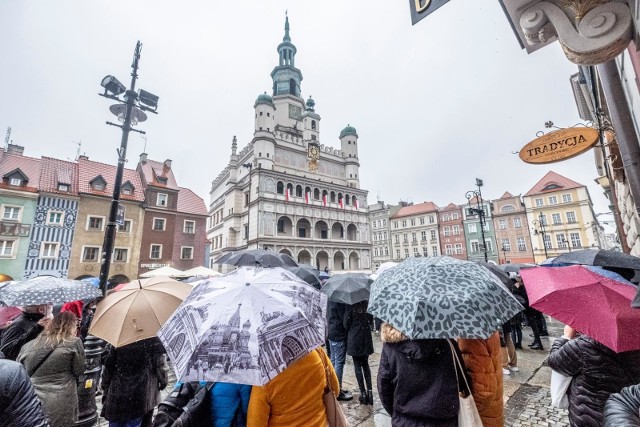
[221,249,298,268]
[319,271,330,280]
[477,262,514,289]
[321,273,372,305]
[367,256,524,340]
[174,266,222,278]
[80,277,100,287]
[286,265,321,289]
[89,276,191,347]
[139,265,184,278]
[520,265,640,352]
[157,266,327,386]
[553,249,640,270]
[0,276,102,306]
[370,262,399,280]
[498,263,536,273]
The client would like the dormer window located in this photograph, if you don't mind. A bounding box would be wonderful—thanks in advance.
[10,178,21,186]
[121,181,134,196]
[90,175,107,191]
[3,168,28,187]
[157,176,168,184]
[157,193,168,207]
[58,183,69,192]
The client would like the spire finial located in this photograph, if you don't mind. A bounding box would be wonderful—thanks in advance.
[283,12,291,42]
[231,135,237,155]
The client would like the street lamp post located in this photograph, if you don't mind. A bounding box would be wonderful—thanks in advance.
[242,160,253,249]
[97,41,159,296]
[560,236,572,252]
[465,178,488,263]
[532,213,549,259]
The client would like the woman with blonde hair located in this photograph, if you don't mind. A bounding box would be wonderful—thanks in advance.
[18,311,85,427]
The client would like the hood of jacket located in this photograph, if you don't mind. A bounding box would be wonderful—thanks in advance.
[381,322,450,362]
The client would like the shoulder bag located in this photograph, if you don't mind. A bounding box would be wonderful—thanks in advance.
[27,347,56,377]
[550,370,571,409]
[447,340,483,427]
[316,348,349,427]
[153,381,214,427]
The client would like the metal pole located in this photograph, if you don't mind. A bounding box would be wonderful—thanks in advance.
[476,185,488,262]
[98,42,142,296]
[539,213,549,259]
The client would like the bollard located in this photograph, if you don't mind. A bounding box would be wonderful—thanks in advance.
[75,335,105,427]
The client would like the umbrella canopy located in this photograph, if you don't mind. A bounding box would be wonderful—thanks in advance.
[321,273,372,305]
[498,263,536,273]
[0,276,102,306]
[477,262,514,289]
[319,271,330,280]
[175,266,222,278]
[89,276,191,347]
[219,249,298,268]
[554,249,640,270]
[521,265,640,352]
[139,265,183,278]
[285,265,321,289]
[368,256,524,340]
[157,266,327,386]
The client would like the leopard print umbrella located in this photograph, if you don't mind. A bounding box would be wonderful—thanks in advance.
[368,256,524,339]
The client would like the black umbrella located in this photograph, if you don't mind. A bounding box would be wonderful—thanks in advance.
[498,263,536,273]
[221,249,298,268]
[477,262,514,290]
[286,266,321,289]
[633,289,640,309]
[554,249,640,270]
[321,273,372,305]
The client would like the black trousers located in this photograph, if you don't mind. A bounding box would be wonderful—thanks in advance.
[526,309,543,345]
[352,355,372,393]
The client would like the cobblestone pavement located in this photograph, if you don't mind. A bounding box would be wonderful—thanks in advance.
[95,317,569,426]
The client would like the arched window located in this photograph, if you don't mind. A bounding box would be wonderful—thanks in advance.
[286,183,294,195]
[295,185,303,197]
[311,120,316,130]
[289,79,297,96]
[313,188,320,200]
[330,191,336,203]
[345,195,351,205]
[276,181,284,194]
[305,186,311,197]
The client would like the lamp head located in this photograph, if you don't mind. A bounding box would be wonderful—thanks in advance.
[475,178,483,187]
[101,75,126,96]
[138,89,159,110]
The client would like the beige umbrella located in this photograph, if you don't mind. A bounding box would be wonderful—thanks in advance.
[88,276,191,347]
[139,265,183,278]
[174,266,222,278]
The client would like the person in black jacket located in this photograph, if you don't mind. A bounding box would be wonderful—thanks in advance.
[345,300,375,405]
[326,300,352,401]
[548,325,640,427]
[0,305,49,360]
[604,384,640,427]
[0,351,49,427]
[377,322,469,427]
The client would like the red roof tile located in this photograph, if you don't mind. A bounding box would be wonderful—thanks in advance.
[391,201,439,219]
[0,152,41,192]
[524,171,583,196]
[77,158,145,202]
[138,159,179,190]
[500,191,514,199]
[39,157,79,195]
[440,202,461,212]
[177,187,207,216]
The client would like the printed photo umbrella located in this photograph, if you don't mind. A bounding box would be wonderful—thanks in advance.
[368,256,524,340]
[157,266,327,386]
[321,273,372,305]
[0,276,102,306]
[521,265,640,352]
[89,276,192,347]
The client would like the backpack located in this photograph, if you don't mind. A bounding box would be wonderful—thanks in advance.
[153,382,214,427]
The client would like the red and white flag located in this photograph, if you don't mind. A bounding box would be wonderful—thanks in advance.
[354,199,358,209]
[305,191,310,204]
[285,187,291,202]
[339,198,344,209]
[322,194,327,207]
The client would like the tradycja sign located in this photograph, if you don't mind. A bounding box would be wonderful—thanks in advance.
[519,127,599,164]
[409,0,452,25]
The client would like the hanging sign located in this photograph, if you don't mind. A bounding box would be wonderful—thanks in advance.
[410,0,452,25]
[519,127,599,164]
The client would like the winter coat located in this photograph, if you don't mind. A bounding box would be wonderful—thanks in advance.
[211,382,251,427]
[101,337,168,422]
[458,332,504,427]
[17,336,85,427]
[344,301,374,357]
[247,348,339,427]
[604,384,640,427]
[326,301,348,342]
[0,312,44,361]
[548,336,640,427]
[377,323,467,427]
[0,352,49,427]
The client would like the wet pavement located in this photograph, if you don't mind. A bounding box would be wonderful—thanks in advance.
[96,317,568,426]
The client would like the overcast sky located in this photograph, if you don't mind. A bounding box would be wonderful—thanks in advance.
[0,1,614,228]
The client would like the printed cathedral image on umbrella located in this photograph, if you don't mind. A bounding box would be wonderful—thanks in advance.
[158,267,327,386]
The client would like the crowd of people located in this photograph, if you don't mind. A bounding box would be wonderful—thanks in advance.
[2,267,640,427]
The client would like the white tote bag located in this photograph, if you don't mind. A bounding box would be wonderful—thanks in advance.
[550,369,571,409]
[448,341,483,427]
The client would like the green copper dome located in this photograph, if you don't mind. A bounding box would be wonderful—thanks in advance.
[339,124,358,139]
[255,92,274,107]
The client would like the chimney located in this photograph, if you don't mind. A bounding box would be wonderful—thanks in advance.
[7,144,24,156]
[139,153,147,163]
[163,159,172,170]
[78,154,89,160]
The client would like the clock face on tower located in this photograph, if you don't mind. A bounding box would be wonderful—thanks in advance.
[308,143,320,160]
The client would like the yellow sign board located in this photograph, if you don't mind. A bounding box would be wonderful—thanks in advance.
[519,127,599,164]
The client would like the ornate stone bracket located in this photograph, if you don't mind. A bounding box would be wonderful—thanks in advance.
[520,1,633,65]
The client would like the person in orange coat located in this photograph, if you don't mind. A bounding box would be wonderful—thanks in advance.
[458,331,504,427]
[247,347,339,427]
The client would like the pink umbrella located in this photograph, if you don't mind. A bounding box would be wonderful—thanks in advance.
[521,265,640,352]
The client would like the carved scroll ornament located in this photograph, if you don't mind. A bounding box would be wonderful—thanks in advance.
[519,1,633,65]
